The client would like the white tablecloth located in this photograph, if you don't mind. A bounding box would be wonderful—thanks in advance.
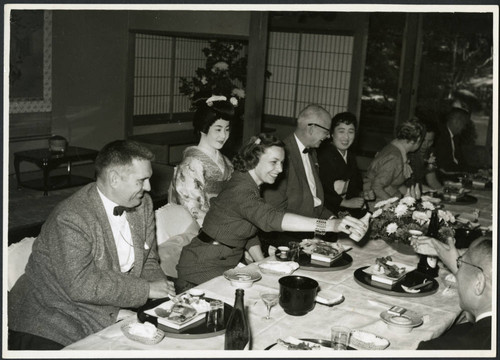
[64,239,463,354]
[64,189,493,355]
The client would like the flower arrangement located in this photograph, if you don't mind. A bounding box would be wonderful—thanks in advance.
[179,39,249,115]
[369,196,456,245]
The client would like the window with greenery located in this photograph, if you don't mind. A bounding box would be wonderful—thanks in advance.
[417,13,493,147]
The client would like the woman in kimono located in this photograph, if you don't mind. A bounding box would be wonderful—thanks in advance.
[169,95,236,226]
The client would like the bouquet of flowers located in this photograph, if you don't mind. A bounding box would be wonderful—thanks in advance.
[369,196,456,245]
[179,40,248,115]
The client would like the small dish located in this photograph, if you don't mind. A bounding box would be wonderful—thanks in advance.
[121,322,165,345]
[224,268,262,288]
[380,309,423,333]
[188,288,205,298]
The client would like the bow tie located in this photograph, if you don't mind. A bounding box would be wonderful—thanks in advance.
[113,206,134,216]
[302,148,312,154]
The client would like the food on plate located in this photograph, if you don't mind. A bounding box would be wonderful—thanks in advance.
[155,304,197,324]
[300,239,343,256]
[176,293,211,312]
[277,338,321,350]
[374,256,406,278]
[442,186,466,201]
[127,322,158,339]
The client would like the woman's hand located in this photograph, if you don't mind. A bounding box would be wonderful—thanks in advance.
[330,216,367,238]
[340,197,364,209]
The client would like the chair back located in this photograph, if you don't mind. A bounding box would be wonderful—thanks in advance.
[8,237,36,291]
[155,203,199,278]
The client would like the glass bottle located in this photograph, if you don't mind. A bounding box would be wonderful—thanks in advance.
[417,209,439,277]
[224,289,250,350]
[415,182,422,200]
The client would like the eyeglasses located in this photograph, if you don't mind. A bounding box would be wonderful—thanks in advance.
[308,123,331,137]
[456,255,484,274]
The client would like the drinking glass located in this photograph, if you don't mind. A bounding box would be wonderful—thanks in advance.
[206,300,224,331]
[260,291,279,320]
[331,326,351,350]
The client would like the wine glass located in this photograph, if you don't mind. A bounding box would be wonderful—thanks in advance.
[260,291,279,320]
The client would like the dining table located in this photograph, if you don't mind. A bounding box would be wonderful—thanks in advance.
[64,188,493,355]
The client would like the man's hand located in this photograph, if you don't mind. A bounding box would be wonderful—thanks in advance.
[148,278,176,299]
[340,197,364,209]
[412,236,459,273]
[411,236,440,256]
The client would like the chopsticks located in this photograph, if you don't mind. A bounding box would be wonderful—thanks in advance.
[408,279,431,291]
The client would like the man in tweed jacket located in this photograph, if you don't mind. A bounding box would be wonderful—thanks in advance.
[8,140,175,349]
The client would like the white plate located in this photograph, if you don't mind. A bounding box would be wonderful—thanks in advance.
[380,310,423,328]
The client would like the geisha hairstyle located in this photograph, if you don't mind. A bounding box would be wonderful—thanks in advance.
[193,97,236,136]
[233,133,285,172]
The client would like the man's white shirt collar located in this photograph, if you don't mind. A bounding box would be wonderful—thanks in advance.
[97,186,124,219]
[476,311,492,322]
[294,134,307,154]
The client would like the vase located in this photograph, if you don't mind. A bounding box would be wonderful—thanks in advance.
[387,241,416,256]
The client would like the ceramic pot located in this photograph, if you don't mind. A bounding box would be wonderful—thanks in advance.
[279,275,318,316]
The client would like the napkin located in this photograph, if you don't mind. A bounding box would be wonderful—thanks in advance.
[259,261,299,275]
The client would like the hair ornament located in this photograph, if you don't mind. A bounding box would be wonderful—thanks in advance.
[254,137,261,145]
[206,95,227,107]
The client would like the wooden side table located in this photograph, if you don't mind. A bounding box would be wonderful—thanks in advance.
[14,146,98,196]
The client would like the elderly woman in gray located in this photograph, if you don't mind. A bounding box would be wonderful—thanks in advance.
[363,119,425,200]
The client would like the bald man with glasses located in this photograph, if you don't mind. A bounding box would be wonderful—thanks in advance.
[412,236,492,350]
[261,104,366,250]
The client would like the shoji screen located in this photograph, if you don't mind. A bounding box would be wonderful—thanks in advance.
[133,34,208,118]
[265,31,354,119]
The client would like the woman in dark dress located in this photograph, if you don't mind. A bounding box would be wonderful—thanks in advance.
[176,133,367,290]
[317,112,364,216]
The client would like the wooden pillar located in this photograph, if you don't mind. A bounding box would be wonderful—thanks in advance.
[395,13,423,131]
[243,11,269,143]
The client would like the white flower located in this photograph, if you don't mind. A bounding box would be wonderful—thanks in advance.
[386,223,398,235]
[394,204,408,218]
[200,76,208,85]
[386,197,400,205]
[230,97,238,106]
[372,209,383,218]
[438,210,455,224]
[412,211,430,225]
[400,196,416,206]
[212,61,229,72]
[421,201,435,210]
[231,88,246,98]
